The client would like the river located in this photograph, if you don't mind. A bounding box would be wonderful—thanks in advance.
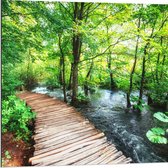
[32,86,168,163]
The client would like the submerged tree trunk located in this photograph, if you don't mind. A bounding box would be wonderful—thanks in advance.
[71,2,85,105]
[127,16,141,108]
[58,34,67,102]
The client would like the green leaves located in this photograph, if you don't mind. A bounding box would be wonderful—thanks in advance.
[5,150,12,159]
[153,112,168,123]
[146,128,167,144]
[2,95,36,141]
[146,112,168,144]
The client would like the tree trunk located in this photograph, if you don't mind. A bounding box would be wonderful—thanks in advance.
[59,56,63,85]
[71,2,85,105]
[107,55,115,91]
[106,24,115,91]
[160,54,166,79]
[127,16,141,108]
[155,36,163,84]
[137,19,157,112]
[138,52,146,107]
[84,60,93,96]
[72,60,79,105]
[58,34,67,102]
[68,63,73,90]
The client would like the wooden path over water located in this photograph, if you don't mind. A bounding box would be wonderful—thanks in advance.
[18,92,132,166]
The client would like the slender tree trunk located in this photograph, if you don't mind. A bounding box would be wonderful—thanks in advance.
[62,54,67,102]
[137,19,157,111]
[84,60,94,96]
[71,2,85,105]
[59,56,63,85]
[58,34,67,102]
[68,63,73,90]
[26,49,32,90]
[138,49,147,107]
[106,24,115,91]
[160,54,166,79]
[107,55,115,91]
[127,16,141,108]
[156,36,163,84]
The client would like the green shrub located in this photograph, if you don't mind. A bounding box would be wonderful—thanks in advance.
[2,65,23,99]
[77,91,89,102]
[148,82,168,105]
[17,63,39,90]
[2,95,36,141]
[46,77,61,90]
[131,95,149,111]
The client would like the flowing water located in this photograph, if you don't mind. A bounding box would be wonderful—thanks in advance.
[32,86,168,163]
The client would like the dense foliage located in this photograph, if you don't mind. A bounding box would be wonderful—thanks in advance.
[2,95,36,141]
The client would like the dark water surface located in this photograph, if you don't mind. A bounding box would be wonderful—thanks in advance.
[32,87,168,163]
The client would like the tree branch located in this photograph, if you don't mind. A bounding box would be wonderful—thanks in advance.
[83,3,101,18]
[79,36,126,63]
[59,2,73,19]
[2,12,37,17]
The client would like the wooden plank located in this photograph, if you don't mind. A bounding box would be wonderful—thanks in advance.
[32,104,68,112]
[35,120,89,134]
[100,151,123,164]
[17,92,35,98]
[30,101,60,109]
[34,130,99,156]
[36,113,78,123]
[36,105,72,115]
[35,108,74,117]
[20,94,45,100]
[34,121,90,138]
[34,126,96,148]
[36,112,83,121]
[27,98,55,105]
[30,133,105,162]
[35,118,84,129]
[119,157,132,164]
[108,155,126,164]
[33,138,107,166]
[34,129,103,150]
[36,108,77,120]
[34,123,94,143]
[54,142,109,165]
[36,107,76,115]
[88,147,118,165]
[30,99,60,106]
[36,114,84,124]
[74,144,116,165]
[26,96,52,103]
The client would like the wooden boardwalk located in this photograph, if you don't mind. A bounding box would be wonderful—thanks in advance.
[18,92,132,166]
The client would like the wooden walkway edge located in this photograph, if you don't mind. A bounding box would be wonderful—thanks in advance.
[17,91,132,166]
